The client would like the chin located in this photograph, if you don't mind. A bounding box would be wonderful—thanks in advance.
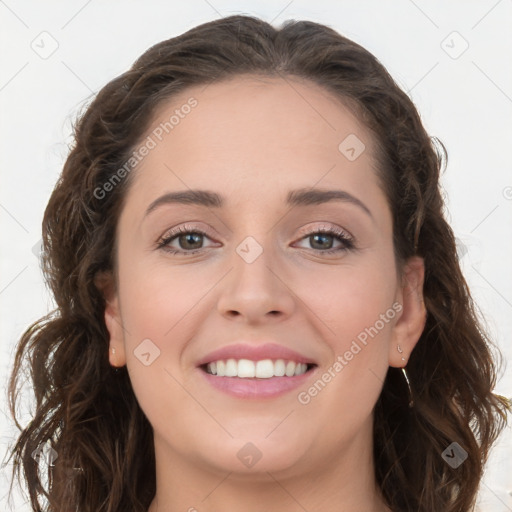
[197,435,309,477]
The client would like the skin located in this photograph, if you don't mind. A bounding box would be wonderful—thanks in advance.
[102,75,426,512]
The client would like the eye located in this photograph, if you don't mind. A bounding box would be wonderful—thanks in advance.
[157,224,217,255]
[294,225,355,255]
[157,223,355,256]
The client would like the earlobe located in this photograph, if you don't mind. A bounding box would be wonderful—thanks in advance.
[104,296,127,367]
[94,270,127,367]
[389,256,427,367]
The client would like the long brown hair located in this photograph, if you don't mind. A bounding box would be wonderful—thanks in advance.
[6,14,510,512]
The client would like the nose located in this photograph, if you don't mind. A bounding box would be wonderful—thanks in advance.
[216,239,296,325]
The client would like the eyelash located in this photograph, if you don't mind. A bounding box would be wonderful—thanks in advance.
[157,223,355,256]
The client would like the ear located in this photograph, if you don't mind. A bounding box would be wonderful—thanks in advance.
[94,270,127,368]
[389,256,427,367]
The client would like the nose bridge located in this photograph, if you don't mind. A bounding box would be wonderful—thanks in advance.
[216,230,295,321]
[232,232,280,297]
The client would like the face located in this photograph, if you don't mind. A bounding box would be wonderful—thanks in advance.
[103,75,425,479]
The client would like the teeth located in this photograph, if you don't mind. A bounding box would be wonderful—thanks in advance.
[256,359,274,378]
[238,359,256,378]
[225,359,237,377]
[216,360,225,376]
[274,359,286,376]
[286,360,296,377]
[205,359,309,378]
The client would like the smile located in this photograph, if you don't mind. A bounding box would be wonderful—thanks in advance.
[203,358,313,378]
[199,359,318,399]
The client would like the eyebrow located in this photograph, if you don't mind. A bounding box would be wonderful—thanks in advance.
[144,187,373,219]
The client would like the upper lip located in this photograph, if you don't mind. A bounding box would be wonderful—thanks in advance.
[196,343,317,367]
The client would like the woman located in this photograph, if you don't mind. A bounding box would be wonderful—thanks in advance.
[7,14,510,512]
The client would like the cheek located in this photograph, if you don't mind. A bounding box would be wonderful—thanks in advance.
[291,259,397,412]
[117,260,219,401]
[294,259,398,345]
[116,264,200,429]
[118,257,207,338]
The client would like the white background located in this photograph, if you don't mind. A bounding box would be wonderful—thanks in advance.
[1,1,511,510]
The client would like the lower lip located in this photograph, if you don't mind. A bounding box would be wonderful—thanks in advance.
[198,367,317,399]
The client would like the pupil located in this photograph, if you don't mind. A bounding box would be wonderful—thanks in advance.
[182,233,202,249]
[312,234,332,249]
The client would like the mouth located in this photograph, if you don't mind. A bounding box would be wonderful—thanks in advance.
[197,359,319,399]
[195,342,319,399]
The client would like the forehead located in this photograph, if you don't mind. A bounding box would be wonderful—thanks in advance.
[125,74,383,211]
[147,73,375,155]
